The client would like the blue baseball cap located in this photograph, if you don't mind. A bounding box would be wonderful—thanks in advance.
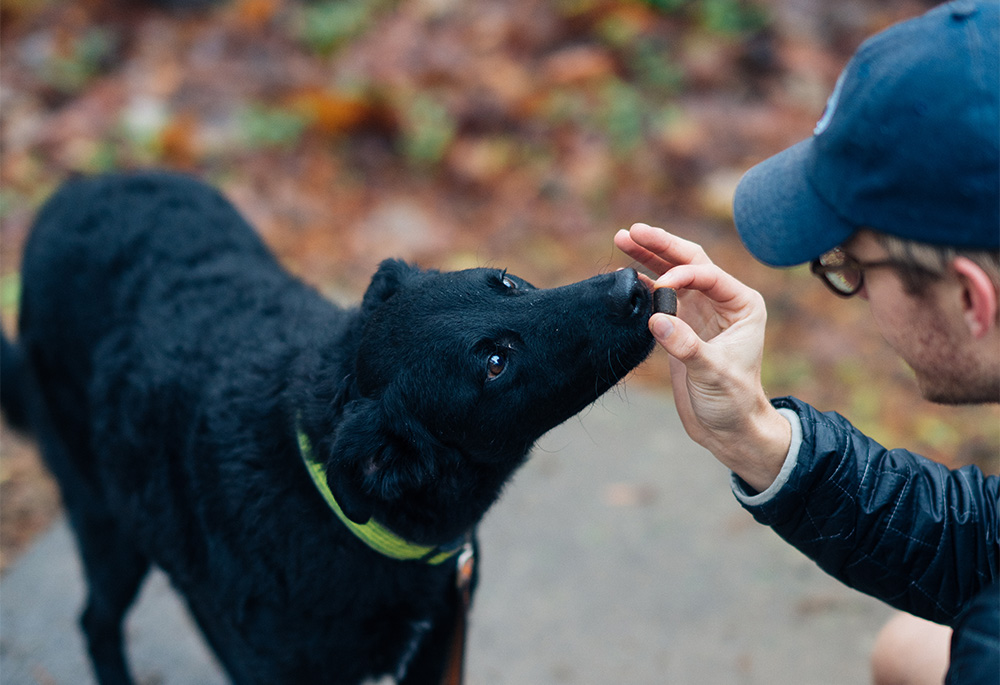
[733,0,1000,267]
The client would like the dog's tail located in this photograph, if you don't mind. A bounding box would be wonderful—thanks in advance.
[1,329,32,433]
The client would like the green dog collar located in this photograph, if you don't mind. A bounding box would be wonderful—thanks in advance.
[296,425,464,565]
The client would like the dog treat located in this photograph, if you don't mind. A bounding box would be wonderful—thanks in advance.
[653,287,677,316]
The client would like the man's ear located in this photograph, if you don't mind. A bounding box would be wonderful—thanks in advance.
[360,259,422,315]
[952,257,998,339]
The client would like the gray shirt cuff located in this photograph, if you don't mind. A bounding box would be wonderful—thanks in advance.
[730,407,803,506]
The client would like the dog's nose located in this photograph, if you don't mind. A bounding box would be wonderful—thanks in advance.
[606,268,649,320]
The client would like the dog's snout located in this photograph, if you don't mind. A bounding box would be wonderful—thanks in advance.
[607,268,649,319]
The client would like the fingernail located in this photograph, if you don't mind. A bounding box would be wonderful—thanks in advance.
[650,314,674,340]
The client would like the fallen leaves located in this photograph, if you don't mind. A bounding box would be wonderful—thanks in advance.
[0,0,996,573]
[286,87,394,137]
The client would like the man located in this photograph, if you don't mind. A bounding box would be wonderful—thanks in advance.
[615,1,999,682]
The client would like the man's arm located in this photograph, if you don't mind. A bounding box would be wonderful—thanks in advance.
[747,397,999,624]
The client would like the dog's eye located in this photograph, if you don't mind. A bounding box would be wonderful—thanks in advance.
[486,352,506,380]
[501,274,517,290]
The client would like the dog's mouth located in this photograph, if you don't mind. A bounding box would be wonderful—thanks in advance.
[531,325,655,440]
[548,268,655,407]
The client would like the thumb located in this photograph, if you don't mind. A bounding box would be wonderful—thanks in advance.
[649,313,706,369]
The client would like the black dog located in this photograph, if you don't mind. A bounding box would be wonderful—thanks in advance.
[1,172,654,684]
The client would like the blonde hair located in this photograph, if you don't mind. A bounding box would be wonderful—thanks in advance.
[874,232,1000,295]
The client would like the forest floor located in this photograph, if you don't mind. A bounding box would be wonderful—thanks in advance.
[1,0,996,572]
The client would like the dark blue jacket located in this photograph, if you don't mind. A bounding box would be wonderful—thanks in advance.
[734,397,999,683]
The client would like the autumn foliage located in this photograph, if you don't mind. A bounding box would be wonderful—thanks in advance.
[0,0,995,569]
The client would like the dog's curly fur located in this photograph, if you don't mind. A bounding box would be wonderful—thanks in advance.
[1,171,654,684]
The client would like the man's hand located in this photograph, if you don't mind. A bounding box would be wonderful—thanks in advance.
[615,223,791,492]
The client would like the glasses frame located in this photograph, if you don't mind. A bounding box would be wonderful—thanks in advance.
[809,247,913,298]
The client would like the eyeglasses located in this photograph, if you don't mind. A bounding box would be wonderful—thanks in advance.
[809,247,913,298]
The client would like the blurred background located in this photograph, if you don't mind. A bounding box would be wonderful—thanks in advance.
[0,0,997,673]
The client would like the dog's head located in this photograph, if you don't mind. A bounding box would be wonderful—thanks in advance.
[322,259,654,537]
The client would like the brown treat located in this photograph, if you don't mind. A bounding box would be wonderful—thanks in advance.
[653,287,677,316]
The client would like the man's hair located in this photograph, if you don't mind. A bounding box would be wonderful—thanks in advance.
[874,232,1000,296]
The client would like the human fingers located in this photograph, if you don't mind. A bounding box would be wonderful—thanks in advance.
[648,314,698,419]
[654,262,760,315]
[614,224,699,276]
[648,312,714,370]
[636,271,656,291]
[614,228,671,276]
[627,223,714,269]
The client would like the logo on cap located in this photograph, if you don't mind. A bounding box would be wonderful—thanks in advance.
[814,69,848,136]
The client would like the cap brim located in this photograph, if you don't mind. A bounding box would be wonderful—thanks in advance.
[732,139,857,267]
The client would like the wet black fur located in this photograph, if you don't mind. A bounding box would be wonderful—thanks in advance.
[1,171,654,684]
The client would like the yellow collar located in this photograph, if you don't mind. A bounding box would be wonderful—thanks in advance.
[296,425,464,565]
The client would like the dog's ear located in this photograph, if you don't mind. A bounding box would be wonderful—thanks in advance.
[324,398,382,523]
[326,394,460,523]
[360,259,422,315]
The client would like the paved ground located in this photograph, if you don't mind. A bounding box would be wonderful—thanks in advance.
[0,387,893,684]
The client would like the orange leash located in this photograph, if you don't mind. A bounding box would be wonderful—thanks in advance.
[441,543,475,685]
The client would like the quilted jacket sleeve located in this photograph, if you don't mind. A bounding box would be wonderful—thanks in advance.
[735,396,999,626]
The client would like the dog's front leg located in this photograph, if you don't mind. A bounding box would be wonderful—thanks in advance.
[71,510,150,685]
[396,611,451,685]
